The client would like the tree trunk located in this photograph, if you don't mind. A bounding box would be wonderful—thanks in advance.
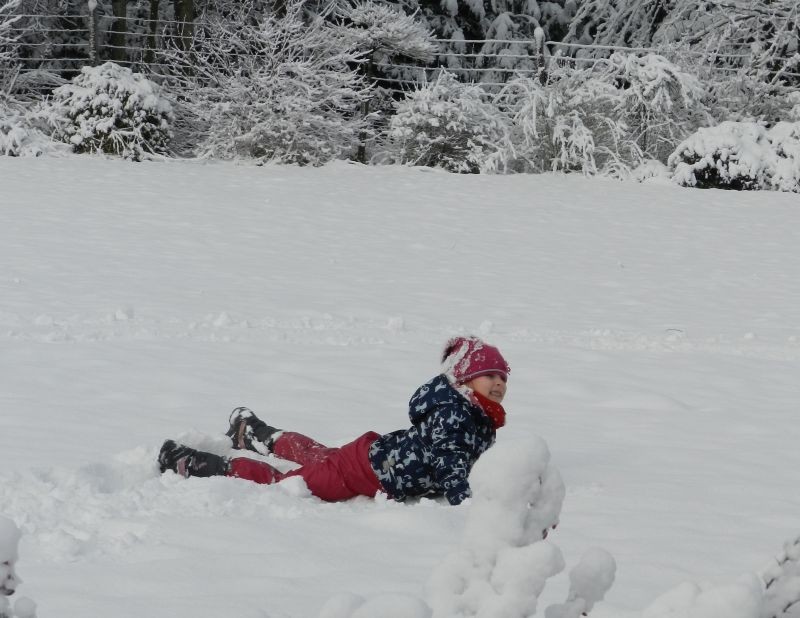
[144,0,159,64]
[355,56,375,164]
[173,0,194,51]
[109,0,127,63]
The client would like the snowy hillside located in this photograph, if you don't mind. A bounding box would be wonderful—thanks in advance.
[0,156,799,618]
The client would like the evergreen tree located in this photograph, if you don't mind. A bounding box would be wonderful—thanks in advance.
[565,0,800,88]
[390,0,577,85]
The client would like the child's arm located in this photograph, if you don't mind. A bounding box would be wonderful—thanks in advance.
[427,409,478,505]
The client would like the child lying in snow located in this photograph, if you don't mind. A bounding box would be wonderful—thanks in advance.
[157,336,510,505]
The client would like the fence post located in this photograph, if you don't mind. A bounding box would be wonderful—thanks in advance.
[87,0,98,66]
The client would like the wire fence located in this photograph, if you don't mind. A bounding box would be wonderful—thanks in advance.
[2,12,799,95]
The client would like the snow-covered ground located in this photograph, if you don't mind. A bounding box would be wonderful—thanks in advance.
[0,156,799,618]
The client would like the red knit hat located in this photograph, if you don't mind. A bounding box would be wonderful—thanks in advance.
[441,336,510,384]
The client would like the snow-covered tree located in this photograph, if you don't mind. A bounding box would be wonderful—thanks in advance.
[494,51,705,174]
[566,0,799,68]
[340,2,435,74]
[160,0,370,165]
[495,61,639,175]
[591,52,706,162]
[0,0,21,95]
[48,61,173,160]
[394,0,575,86]
[563,0,800,122]
[388,71,509,173]
[335,1,435,162]
[564,0,671,48]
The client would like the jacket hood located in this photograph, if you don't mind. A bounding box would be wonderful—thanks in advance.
[408,374,469,424]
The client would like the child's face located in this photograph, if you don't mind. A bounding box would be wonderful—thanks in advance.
[466,374,507,404]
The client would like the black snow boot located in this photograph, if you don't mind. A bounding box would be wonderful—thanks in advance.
[225,406,281,455]
[158,440,230,478]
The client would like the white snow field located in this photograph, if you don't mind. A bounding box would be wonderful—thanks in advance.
[0,156,799,618]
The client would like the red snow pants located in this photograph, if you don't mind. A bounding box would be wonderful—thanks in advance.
[227,431,382,502]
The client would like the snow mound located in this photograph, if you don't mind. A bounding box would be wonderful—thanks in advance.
[642,576,764,618]
[430,438,569,617]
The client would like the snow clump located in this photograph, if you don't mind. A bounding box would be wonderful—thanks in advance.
[49,62,173,161]
[545,548,617,618]
[428,437,614,618]
[642,576,764,618]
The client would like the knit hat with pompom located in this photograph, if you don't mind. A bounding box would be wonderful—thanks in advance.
[441,336,510,384]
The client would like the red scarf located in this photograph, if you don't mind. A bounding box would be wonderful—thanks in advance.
[473,391,506,429]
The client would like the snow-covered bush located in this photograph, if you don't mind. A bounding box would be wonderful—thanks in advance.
[0,516,37,618]
[0,97,65,157]
[0,114,51,157]
[389,71,509,173]
[669,122,774,190]
[768,122,800,193]
[762,536,800,618]
[162,0,369,165]
[495,66,634,175]
[49,62,173,161]
[594,52,706,162]
[694,68,800,127]
[670,121,800,192]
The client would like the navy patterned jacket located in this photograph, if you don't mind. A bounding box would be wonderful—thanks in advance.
[367,374,497,505]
